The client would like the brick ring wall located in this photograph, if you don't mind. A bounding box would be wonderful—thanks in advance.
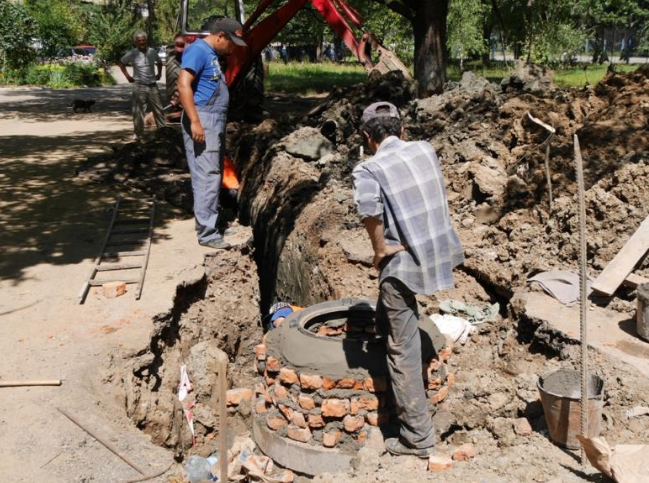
[252,338,454,451]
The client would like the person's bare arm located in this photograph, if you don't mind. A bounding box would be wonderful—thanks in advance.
[178,69,204,143]
[118,63,134,83]
[362,216,405,270]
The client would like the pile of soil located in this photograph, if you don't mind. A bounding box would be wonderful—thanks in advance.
[97,65,649,481]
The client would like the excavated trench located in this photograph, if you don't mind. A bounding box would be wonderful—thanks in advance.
[103,68,649,480]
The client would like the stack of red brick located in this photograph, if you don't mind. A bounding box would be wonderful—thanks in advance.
[252,342,454,450]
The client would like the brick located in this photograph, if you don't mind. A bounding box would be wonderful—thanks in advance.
[266,357,281,373]
[322,377,336,390]
[429,386,449,405]
[226,388,253,406]
[266,414,287,431]
[350,398,360,415]
[452,443,477,461]
[446,373,456,387]
[287,425,312,443]
[291,411,307,428]
[428,358,441,371]
[356,431,368,444]
[438,347,452,362]
[336,378,357,389]
[363,377,388,393]
[317,326,344,336]
[321,399,350,418]
[274,383,289,400]
[357,395,379,411]
[428,455,453,471]
[365,412,379,426]
[513,417,533,436]
[343,415,365,432]
[298,395,316,411]
[307,414,325,429]
[264,372,275,386]
[103,281,127,298]
[299,373,322,390]
[427,376,443,390]
[279,367,299,384]
[353,379,364,390]
[255,398,267,414]
[254,344,267,361]
[322,430,342,448]
[278,404,294,420]
[256,383,272,403]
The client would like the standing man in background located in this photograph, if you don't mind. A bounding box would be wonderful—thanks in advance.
[177,17,246,250]
[119,31,166,142]
[353,101,464,458]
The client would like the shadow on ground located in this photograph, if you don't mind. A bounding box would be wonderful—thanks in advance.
[0,128,175,285]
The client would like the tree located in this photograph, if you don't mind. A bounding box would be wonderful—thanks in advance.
[86,0,143,63]
[368,0,449,97]
[26,0,84,58]
[447,0,489,69]
[0,0,36,69]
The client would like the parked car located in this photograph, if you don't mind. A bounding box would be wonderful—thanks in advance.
[56,47,93,59]
[75,45,97,55]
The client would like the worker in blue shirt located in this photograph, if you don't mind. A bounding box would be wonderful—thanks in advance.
[178,17,246,250]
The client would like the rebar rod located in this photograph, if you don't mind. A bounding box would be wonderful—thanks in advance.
[574,134,589,466]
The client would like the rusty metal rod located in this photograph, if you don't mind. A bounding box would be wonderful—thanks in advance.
[574,134,589,466]
[57,407,146,475]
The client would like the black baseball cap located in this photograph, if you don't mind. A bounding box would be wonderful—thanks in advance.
[209,18,247,46]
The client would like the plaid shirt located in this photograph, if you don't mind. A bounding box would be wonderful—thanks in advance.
[353,136,464,294]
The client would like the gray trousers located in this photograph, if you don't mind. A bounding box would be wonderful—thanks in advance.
[181,109,226,243]
[132,83,165,136]
[376,277,436,449]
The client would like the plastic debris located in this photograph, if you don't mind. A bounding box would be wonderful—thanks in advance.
[626,406,649,418]
[438,299,499,324]
[185,455,217,482]
[430,314,476,345]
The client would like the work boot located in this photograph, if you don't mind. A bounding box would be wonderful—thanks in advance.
[385,438,434,459]
[199,238,232,250]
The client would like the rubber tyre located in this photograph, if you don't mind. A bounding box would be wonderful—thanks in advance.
[165,47,181,101]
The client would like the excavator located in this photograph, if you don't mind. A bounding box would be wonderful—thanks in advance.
[166,0,410,111]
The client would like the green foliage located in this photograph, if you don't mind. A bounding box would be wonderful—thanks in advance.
[0,0,37,69]
[266,61,365,93]
[85,0,143,63]
[448,0,489,62]
[26,0,84,58]
[0,61,115,87]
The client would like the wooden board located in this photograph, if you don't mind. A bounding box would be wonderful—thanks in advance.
[623,273,649,289]
[592,215,649,295]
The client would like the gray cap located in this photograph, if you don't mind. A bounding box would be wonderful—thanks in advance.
[362,101,400,124]
[210,18,247,47]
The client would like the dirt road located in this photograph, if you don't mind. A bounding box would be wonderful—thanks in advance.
[0,84,205,482]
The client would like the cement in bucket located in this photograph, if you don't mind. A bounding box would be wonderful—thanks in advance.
[537,369,604,450]
[637,283,649,342]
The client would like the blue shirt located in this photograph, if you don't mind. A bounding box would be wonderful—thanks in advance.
[181,39,228,107]
[353,136,464,294]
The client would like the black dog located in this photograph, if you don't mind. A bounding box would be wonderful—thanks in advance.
[70,99,96,113]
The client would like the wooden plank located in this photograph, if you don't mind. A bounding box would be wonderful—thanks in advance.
[592,215,649,295]
[102,251,146,258]
[88,278,139,286]
[623,273,649,289]
[96,263,143,272]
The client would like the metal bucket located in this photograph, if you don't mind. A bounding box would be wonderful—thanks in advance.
[637,283,649,342]
[537,369,604,449]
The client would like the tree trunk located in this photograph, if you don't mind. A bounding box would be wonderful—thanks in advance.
[412,0,448,97]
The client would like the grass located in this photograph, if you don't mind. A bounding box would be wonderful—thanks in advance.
[265,61,366,95]
[265,60,644,95]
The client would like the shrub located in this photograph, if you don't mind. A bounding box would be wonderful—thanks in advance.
[0,61,115,87]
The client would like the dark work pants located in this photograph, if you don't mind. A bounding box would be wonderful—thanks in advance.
[376,277,436,449]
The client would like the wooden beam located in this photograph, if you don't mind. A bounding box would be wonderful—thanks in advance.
[592,215,649,295]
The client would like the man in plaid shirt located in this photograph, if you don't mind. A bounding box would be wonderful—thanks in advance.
[353,101,464,458]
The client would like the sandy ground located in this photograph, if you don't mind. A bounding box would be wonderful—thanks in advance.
[0,83,205,482]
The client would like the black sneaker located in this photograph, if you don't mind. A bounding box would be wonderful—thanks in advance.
[199,238,232,250]
[385,438,434,459]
